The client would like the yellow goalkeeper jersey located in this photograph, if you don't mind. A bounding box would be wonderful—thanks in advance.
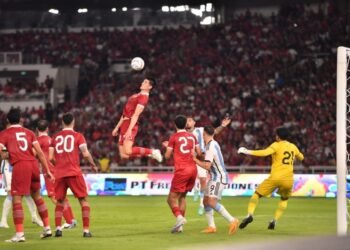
[250,140,304,179]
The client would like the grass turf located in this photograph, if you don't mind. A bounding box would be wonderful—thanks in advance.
[0,196,336,249]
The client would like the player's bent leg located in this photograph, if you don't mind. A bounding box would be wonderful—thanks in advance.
[208,198,239,235]
[118,144,130,160]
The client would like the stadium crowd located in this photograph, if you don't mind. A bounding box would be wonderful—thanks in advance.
[0,2,344,168]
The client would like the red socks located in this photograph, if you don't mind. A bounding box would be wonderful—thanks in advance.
[82,204,90,230]
[34,198,49,227]
[55,203,64,227]
[131,147,152,158]
[63,199,74,224]
[171,206,182,217]
[13,202,24,233]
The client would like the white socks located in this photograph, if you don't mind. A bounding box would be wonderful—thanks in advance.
[24,195,38,220]
[214,203,234,223]
[205,206,216,228]
[1,196,12,223]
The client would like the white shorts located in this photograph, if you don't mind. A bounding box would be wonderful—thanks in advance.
[205,180,226,200]
[196,165,208,178]
[0,160,12,192]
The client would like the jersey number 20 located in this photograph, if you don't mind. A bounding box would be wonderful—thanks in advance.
[55,135,75,154]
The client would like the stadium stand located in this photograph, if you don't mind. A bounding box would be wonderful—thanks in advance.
[0,2,343,171]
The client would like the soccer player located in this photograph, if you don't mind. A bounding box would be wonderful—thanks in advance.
[49,113,98,238]
[0,108,54,242]
[237,127,304,230]
[163,115,202,233]
[111,77,162,163]
[186,114,231,215]
[36,120,77,229]
[0,148,43,229]
[193,125,240,234]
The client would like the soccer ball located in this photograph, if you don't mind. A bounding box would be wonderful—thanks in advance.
[131,57,145,71]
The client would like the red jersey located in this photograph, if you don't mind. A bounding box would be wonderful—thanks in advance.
[0,125,37,165]
[37,134,54,174]
[51,128,87,179]
[168,130,198,173]
[122,93,149,118]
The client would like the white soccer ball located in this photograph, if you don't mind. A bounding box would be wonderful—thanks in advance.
[131,57,145,71]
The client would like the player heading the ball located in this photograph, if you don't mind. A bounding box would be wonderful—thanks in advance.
[112,76,163,163]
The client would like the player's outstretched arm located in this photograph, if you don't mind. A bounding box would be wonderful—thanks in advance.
[214,115,231,135]
[238,147,274,157]
[33,142,55,181]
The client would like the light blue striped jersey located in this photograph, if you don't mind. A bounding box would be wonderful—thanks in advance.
[205,139,229,184]
[192,127,205,153]
[0,159,12,174]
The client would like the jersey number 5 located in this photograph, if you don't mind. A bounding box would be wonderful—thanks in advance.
[55,135,75,154]
[15,132,28,151]
[179,136,195,154]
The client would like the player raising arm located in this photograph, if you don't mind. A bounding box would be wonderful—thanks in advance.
[49,113,98,238]
[112,76,162,163]
[193,125,239,235]
[237,127,304,230]
[163,115,202,233]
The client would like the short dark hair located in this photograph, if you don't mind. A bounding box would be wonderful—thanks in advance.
[37,120,49,132]
[62,113,74,126]
[204,125,215,136]
[145,75,157,86]
[7,108,21,124]
[276,127,289,140]
[174,115,187,129]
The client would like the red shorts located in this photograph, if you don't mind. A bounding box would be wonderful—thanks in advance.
[118,120,138,145]
[55,175,88,201]
[44,174,56,197]
[170,169,197,193]
[11,161,41,196]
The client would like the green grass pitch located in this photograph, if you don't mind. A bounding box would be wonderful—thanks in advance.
[0,196,336,249]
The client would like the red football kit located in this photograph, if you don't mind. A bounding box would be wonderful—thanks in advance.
[51,128,88,200]
[118,92,149,145]
[37,134,56,197]
[0,125,41,195]
[167,130,198,193]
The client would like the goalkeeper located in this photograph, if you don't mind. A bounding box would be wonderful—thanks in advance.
[237,127,304,230]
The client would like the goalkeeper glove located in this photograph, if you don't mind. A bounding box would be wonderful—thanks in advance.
[238,147,251,155]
